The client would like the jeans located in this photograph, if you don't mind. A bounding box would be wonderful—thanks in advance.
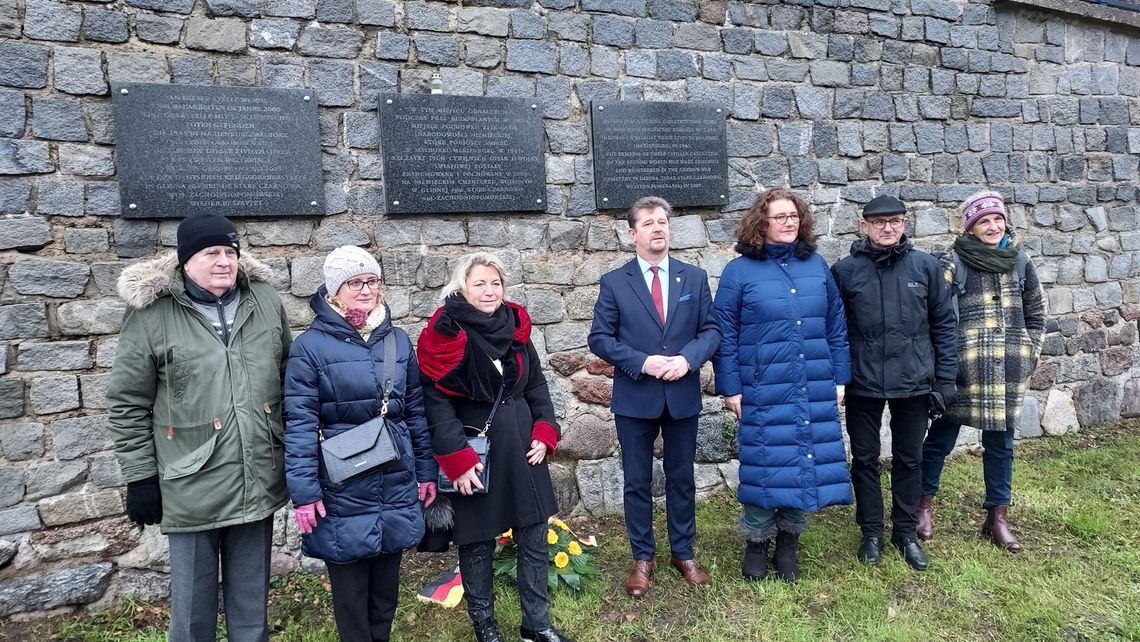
[739,504,807,542]
[458,521,549,630]
[845,394,928,539]
[921,418,1014,508]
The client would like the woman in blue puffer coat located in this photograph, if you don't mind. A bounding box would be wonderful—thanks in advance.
[284,246,437,642]
[713,187,852,583]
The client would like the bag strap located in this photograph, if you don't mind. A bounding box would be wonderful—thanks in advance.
[379,331,397,415]
[477,380,507,437]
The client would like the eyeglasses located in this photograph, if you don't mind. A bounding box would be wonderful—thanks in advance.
[868,217,908,230]
[766,214,801,225]
[344,278,381,292]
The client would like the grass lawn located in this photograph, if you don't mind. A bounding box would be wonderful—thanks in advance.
[18,420,1140,642]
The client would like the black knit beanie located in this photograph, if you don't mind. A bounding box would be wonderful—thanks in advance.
[176,214,240,266]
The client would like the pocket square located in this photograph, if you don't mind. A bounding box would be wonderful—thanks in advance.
[678,293,693,302]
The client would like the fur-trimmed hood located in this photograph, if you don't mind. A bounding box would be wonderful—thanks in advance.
[117,251,274,309]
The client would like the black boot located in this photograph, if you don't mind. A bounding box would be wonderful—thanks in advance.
[892,536,929,572]
[773,531,800,583]
[520,626,577,642]
[857,536,884,565]
[473,618,504,642]
[741,540,770,581]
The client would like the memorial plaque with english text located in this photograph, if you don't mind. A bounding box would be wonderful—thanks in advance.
[112,83,324,219]
[378,94,546,215]
[590,101,729,210]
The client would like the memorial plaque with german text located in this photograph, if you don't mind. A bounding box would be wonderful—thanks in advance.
[590,101,729,210]
[378,94,545,215]
[112,83,324,219]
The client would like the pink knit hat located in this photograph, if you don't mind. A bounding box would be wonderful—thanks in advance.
[960,191,1007,231]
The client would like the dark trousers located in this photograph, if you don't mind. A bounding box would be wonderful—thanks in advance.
[845,394,928,540]
[615,408,698,561]
[458,521,549,630]
[325,552,403,642]
[922,418,1014,508]
[167,516,273,642]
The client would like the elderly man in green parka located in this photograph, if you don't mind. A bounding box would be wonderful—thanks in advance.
[106,214,292,642]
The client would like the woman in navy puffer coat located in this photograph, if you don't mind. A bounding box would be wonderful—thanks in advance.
[284,246,436,642]
[713,188,852,583]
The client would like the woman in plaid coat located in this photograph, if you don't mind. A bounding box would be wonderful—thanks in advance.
[917,191,1046,552]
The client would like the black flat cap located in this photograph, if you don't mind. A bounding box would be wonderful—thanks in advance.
[862,195,906,218]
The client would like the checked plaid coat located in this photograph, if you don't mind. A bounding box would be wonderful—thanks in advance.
[943,248,1047,432]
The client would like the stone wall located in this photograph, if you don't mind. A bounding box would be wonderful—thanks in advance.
[1,0,1139,618]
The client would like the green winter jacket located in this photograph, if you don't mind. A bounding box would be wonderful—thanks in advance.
[106,252,292,533]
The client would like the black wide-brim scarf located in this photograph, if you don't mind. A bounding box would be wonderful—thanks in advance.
[417,296,532,402]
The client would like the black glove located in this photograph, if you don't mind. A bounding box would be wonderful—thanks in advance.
[125,476,163,525]
[928,380,958,420]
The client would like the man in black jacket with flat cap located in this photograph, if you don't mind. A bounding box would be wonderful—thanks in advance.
[831,194,958,571]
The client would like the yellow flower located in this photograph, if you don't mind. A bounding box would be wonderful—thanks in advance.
[567,541,582,556]
[553,517,569,530]
[502,529,513,539]
[554,552,569,569]
[547,529,558,545]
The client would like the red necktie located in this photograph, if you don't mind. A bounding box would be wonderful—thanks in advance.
[650,266,665,324]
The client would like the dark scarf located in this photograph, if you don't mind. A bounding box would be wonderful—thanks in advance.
[438,294,520,402]
[954,234,1019,274]
[852,235,913,268]
[443,294,515,358]
[735,239,815,260]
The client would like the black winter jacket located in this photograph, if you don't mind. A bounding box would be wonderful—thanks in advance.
[831,237,958,398]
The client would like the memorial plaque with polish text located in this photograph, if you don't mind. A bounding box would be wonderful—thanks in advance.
[378,94,546,215]
[590,101,729,210]
[112,83,324,219]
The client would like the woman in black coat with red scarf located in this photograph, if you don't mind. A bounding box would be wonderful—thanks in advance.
[417,252,575,642]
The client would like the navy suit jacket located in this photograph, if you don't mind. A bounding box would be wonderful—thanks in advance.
[588,256,721,420]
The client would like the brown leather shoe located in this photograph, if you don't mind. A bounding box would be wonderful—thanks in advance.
[917,495,934,541]
[670,557,711,587]
[981,505,1022,553]
[624,559,654,597]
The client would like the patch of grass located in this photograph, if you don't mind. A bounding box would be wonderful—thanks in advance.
[30,420,1140,642]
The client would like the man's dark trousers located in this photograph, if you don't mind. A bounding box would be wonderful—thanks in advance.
[616,407,698,561]
[845,394,928,539]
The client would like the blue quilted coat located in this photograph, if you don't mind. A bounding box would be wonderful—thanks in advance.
[284,290,436,563]
[713,242,854,512]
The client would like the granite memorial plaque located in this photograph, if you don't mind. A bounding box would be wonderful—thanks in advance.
[378,94,545,214]
[112,83,324,219]
[590,101,729,210]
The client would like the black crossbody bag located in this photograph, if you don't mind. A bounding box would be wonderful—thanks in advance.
[438,327,509,494]
[320,333,400,485]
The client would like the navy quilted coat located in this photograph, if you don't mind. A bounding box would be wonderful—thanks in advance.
[712,242,854,512]
[284,290,436,563]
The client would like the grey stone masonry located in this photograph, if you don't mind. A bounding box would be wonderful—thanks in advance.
[0,217,53,250]
[9,258,91,298]
[49,414,112,460]
[53,47,108,96]
[0,304,50,340]
[29,375,80,415]
[24,0,82,42]
[0,42,50,89]
[17,341,93,371]
[186,17,247,53]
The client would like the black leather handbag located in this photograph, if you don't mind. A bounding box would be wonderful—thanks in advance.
[320,333,400,485]
[437,380,505,494]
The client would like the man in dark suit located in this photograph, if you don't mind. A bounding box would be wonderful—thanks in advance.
[588,196,721,596]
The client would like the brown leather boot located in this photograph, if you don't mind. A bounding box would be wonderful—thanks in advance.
[916,495,934,541]
[981,506,1022,553]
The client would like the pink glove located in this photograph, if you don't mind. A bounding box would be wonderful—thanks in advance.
[418,482,437,508]
[294,500,326,534]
